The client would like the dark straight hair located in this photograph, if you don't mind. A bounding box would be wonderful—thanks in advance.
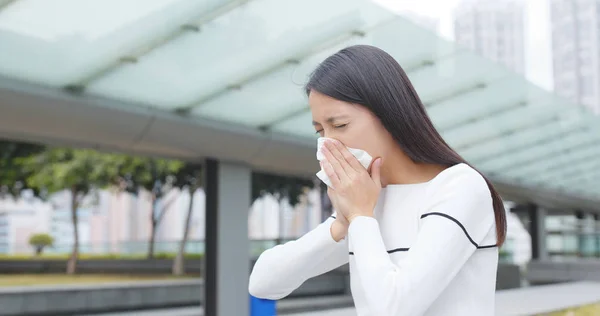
[305,45,506,246]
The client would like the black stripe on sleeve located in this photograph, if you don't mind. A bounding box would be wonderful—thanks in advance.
[420,212,497,249]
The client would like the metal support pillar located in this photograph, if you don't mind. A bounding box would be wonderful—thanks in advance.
[526,204,547,260]
[204,158,251,316]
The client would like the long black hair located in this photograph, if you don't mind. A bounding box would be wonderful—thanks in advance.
[305,45,506,246]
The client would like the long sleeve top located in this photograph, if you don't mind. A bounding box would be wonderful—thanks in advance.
[249,163,499,316]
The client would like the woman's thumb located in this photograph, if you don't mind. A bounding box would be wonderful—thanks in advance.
[370,158,382,185]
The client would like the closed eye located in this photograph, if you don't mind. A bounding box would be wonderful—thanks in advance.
[314,124,348,135]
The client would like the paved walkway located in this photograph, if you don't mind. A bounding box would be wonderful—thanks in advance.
[92,281,600,316]
[289,282,600,316]
[287,308,355,316]
[495,281,600,315]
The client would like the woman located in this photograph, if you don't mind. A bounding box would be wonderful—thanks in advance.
[249,45,506,316]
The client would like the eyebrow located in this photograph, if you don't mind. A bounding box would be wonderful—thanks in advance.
[312,115,350,126]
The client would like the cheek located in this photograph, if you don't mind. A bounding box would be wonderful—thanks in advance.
[341,129,383,158]
[342,126,391,158]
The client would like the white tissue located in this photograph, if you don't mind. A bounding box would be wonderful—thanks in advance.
[315,137,373,188]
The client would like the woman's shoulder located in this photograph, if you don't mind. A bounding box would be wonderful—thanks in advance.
[424,163,493,212]
[429,163,489,193]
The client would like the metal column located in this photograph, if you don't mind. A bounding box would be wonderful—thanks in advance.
[204,158,251,316]
[518,203,547,260]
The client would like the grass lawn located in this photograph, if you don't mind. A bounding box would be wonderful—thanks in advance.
[0,274,199,287]
[539,303,600,316]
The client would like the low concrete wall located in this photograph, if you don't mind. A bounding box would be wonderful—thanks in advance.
[0,279,203,316]
[0,259,202,274]
[527,260,600,284]
[0,269,348,316]
[496,263,521,290]
[0,261,519,315]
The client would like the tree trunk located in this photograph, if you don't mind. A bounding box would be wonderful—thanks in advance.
[147,194,177,259]
[67,187,79,275]
[277,196,284,244]
[147,196,157,259]
[147,222,157,259]
[173,187,196,275]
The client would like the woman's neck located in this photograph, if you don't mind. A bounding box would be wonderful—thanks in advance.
[379,154,447,187]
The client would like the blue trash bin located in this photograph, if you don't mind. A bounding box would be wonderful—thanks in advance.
[250,295,276,316]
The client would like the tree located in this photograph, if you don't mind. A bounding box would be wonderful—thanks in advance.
[252,172,316,241]
[29,233,54,256]
[172,163,203,276]
[252,172,315,206]
[22,148,120,274]
[117,157,184,259]
[0,140,45,198]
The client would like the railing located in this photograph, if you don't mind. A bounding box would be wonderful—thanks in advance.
[0,239,299,258]
[1,238,521,264]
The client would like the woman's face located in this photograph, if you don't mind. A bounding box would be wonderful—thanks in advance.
[309,90,395,161]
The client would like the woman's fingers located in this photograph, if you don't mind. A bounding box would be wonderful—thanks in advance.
[323,140,355,176]
[321,160,341,189]
[330,140,365,173]
[322,145,350,183]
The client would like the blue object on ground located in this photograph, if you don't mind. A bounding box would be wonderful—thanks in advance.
[250,295,277,316]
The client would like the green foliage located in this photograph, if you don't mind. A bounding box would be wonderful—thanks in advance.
[110,156,186,259]
[20,148,124,196]
[0,140,46,197]
[18,148,130,273]
[29,233,54,247]
[173,163,203,191]
[115,156,184,196]
[28,233,54,255]
[252,172,316,206]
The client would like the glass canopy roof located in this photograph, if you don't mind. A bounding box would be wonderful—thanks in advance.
[0,0,599,202]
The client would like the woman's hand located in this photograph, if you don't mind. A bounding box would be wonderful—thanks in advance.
[320,139,382,223]
[328,187,350,242]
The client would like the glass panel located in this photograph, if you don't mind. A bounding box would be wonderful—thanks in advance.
[467,108,591,169]
[207,15,459,134]
[546,235,564,252]
[409,51,507,104]
[457,111,587,163]
[87,0,394,109]
[270,110,318,139]
[487,129,599,177]
[525,149,600,182]
[545,163,600,186]
[563,235,579,254]
[191,16,459,128]
[440,97,568,154]
[191,39,362,127]
[357,17,457,67]
[501,144,600,191]
[562,172,600,190]
[0,0,226,86]
[429,77,546,132]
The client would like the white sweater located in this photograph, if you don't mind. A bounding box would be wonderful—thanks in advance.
[249,163,499,316]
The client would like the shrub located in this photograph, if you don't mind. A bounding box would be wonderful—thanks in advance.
[28,234,54,256]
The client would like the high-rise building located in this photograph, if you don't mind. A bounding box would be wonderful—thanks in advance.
[550,0,600,114]
[0,193,51,254]
[454,0,526,74]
